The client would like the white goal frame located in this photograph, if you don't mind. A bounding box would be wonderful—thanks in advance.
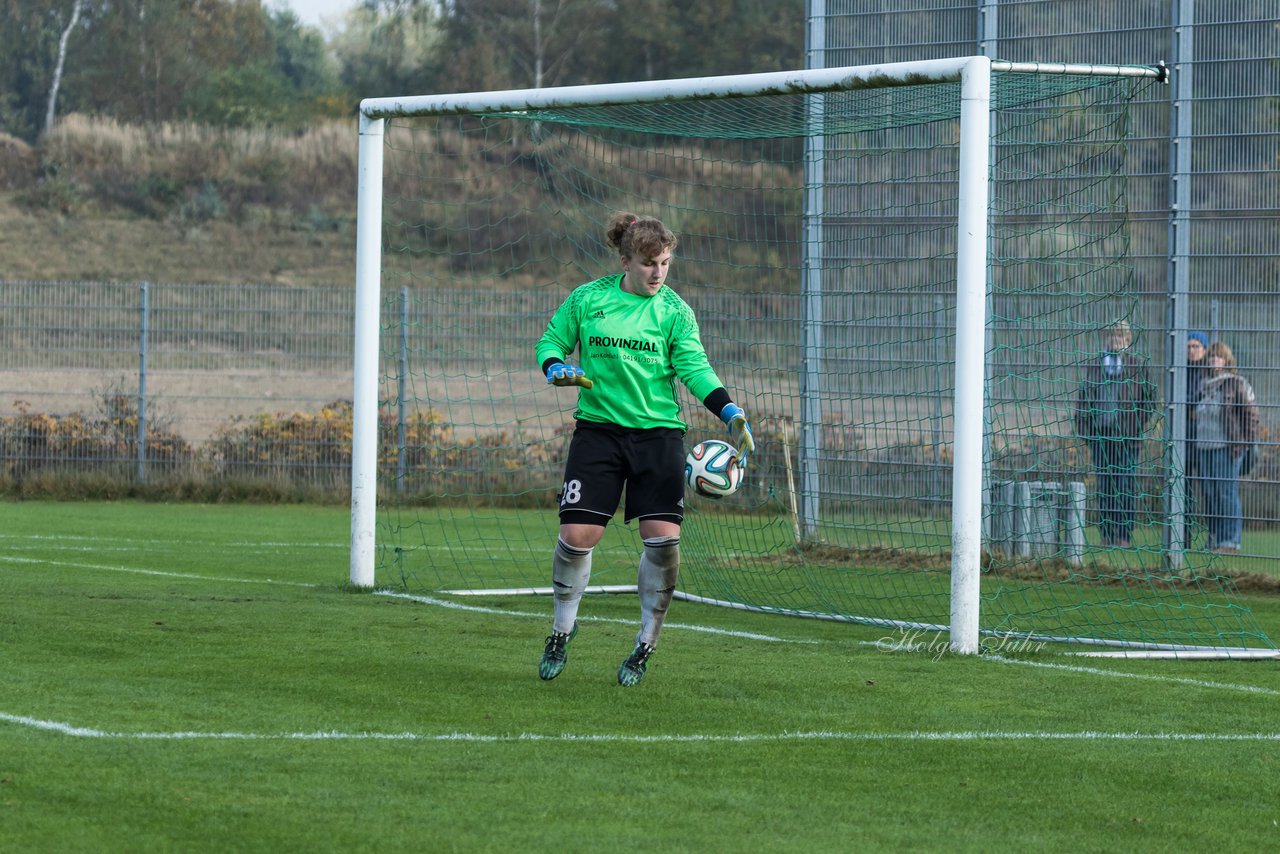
[349,57,1166,655]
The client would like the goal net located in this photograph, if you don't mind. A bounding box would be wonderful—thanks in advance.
[351,59,1275,656]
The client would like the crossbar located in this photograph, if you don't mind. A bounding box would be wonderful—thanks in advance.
[359,58,1162,119]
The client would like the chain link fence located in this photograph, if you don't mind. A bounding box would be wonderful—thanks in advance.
[0,280,356,489]
[812,0,1279,568]
[2,2,1276,567]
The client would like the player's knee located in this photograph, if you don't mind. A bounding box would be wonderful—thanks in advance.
[556,537,592,558]
[641,535,680,581]
[558,522,605,551]
[642,535,679,561]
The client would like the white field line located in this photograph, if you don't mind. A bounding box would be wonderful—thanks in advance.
[0,555,314,587]
[4,551,1275,697]
[0,534,602,561]
[0,544,344,557]
[0,531,635,561]
[983,654,1280,697]
[0,540,599,559]
[375,590,808,643]
[3,712,1279,743]
[0,532,344,549]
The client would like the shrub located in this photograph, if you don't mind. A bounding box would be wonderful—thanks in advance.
[203,400,562,503]
[0,131,37,190]
[0,392,193,482]
[204,399,357,482]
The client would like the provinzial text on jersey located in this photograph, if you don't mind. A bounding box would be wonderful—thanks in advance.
[587,335,659,353]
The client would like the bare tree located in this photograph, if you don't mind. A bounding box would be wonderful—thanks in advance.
[43,0,87,138]
[523,0,588,89]
[449,0,602,91]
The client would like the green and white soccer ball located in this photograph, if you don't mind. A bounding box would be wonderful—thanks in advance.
[685,439,745,498]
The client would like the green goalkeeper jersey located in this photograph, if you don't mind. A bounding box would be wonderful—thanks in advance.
[536,274,724,430]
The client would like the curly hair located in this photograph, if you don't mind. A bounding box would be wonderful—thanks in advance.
[605,211,677,260]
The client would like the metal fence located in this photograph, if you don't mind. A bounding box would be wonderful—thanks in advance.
[810,0,1280,566]
[0,280,356,484]
[2,2,1277,568]
[0,281,584,492]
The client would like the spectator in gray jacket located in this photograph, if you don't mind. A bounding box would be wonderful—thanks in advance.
[1191,340,1260,553]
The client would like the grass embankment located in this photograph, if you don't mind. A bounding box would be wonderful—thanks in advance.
[0,112,802,288]
[0,115,358,285]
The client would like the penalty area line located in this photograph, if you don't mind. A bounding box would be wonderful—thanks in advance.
[3,713,1279,743]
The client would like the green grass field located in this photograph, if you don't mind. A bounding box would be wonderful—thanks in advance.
[2,500,1279,852]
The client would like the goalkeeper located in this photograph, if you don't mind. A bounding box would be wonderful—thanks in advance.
[535,210,754,687]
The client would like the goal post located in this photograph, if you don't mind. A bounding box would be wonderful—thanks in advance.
[351,56,997,651]
[349,57,1276,658]
[949,57,993,654]
[350,111,384,587]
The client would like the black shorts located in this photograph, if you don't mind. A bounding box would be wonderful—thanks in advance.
[558,420,685,526]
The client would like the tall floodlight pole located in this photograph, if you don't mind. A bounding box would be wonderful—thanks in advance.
[800,0,826,539]
[977,0,999,545]
[1165,1,1194,569]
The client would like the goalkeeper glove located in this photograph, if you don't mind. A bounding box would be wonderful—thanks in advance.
[546,361,593,389]
[719,402,755,458]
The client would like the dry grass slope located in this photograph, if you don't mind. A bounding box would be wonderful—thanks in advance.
[1,116,360,285]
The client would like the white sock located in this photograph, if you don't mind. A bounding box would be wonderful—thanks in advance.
[551,538,592,635]
[636,535,680,647]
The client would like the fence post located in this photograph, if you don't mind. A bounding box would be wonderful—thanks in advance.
[397,287,409,493]
[1162,0,1193,570]
[933,294,946,502]
[977,0,998,59]
[977,0,998,545]
[137,281,149,484]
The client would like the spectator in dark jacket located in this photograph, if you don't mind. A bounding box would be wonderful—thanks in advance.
[1191,340,1260,553]
[1074,321,1157,547]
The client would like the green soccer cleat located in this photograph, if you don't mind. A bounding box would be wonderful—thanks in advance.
[616,642,655,687]
[538,621,578,681]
